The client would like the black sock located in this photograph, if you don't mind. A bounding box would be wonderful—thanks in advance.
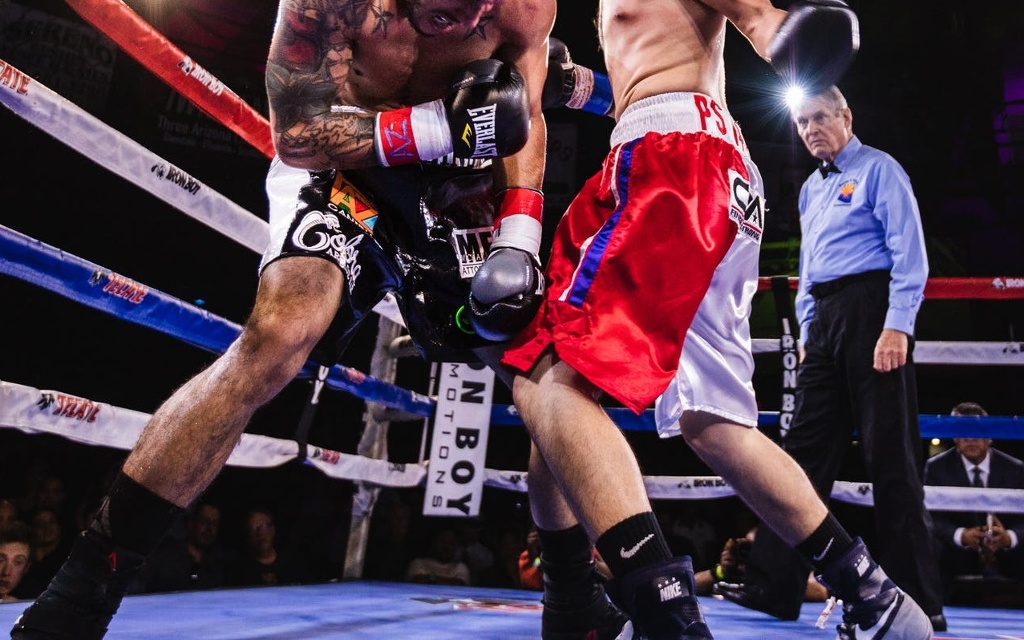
[596,512,672,578]
[539,525,597,608]
[91,472,185,556]
[795,513,854,571]
[538,524,592,566]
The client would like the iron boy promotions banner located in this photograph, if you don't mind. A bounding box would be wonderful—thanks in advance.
[423,362,495,517]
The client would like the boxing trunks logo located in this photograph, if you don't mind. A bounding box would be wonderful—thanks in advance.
[452,227,494,279]
[727,169,763,243]
[290,210,364,290]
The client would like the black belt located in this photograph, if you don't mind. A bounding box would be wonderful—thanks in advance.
[809,269,890,300]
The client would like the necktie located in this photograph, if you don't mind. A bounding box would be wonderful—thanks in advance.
[971,466,984,488]
[819,161,841,179]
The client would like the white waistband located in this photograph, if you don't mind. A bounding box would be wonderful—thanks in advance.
[610,92,750,158]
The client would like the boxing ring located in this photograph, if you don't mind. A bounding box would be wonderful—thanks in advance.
[2,1,1024,638]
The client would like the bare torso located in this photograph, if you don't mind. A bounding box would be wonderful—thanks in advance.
[598,0,785,120]
[599,0,727,118]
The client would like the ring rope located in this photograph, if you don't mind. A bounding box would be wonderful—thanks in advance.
[0,224,433,417]
[3,379,1020,513]
[489,404,1024,440]
[757,275,1024,300]
[0,57,269,254]
[63,0,275,158]
[751,338,1024,365]
[3,221,1021,437]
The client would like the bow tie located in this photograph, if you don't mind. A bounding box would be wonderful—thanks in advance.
[819,161,841,179]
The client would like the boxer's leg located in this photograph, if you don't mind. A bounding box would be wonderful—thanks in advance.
[473,345,628,640]
[512,353,711,640]
[681,412,931,640]
[12,257,344,640]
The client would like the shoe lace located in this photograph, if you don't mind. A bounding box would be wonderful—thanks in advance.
[815,596,839,629]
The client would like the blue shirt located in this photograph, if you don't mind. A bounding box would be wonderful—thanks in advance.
[795,136,929,344]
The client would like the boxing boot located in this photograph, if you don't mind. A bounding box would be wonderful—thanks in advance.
[541,555,629,640]
[11,528,144,639]
[607,556,713,640]
[816,538,932,640]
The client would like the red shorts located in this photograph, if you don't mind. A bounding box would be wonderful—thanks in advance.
[502,129,750,413]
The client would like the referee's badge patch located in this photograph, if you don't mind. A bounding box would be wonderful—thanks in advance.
[838,180,858,204]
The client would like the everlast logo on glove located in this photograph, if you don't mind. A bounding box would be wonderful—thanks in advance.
[461,104,499,158]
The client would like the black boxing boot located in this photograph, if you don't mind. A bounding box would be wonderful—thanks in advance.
[13,472,182,639]
[541,555,629,640]
[607,556,713,640]
[11,528,145,639]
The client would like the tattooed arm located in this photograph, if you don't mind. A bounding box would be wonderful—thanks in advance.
[267,0,378,169]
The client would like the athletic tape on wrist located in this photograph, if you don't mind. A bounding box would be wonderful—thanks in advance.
[491,187,543,255]
[567,66,614,116]
[374,100,453,167]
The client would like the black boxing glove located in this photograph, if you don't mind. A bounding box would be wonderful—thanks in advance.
[543,37,614,116]
[464,187,546,342]
[374,59,530,166]
[767,0,859,95]
[466,247,545,342]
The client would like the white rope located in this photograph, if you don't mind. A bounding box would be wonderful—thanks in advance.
[0,59,269,254]
[752,338,1024,365]
[5,379,1021,513]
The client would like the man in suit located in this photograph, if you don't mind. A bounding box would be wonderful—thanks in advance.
[924,401,1024,597]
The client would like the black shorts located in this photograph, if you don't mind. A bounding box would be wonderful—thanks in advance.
[261,159,498,364]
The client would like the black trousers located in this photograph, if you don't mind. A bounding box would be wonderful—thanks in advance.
[744,272,944,616]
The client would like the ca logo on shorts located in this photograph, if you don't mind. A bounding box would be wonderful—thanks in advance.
[728,170,763,243]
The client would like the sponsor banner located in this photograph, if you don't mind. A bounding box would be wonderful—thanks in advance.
[0,0,117,113]
[424,362,495,517]
[0,380,295,467]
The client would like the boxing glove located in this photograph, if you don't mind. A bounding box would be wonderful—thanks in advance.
[543,38,614,116]
[466,247,545,342]
[767,0,859,95]
[375,59,531,166]
[465,187,546,342]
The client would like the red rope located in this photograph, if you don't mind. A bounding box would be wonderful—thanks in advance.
[757,276,1024,300]
[64,0,276,159]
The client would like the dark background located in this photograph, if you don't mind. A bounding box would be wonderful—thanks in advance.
[1,0,1023,571]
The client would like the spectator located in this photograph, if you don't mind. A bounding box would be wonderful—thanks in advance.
[363,493,417,583]
[924,401,1024,597]
[0,522,33,603]
[479,522,529,590]
[405,526,471,586]
[667,504,719,571]
[700,527,828,603]
[517,525,543,591]
[142,502,231,593]
[0,499,20,529]
[13,508,68,599]
[456,518,496,587]
[229,507,311,587]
